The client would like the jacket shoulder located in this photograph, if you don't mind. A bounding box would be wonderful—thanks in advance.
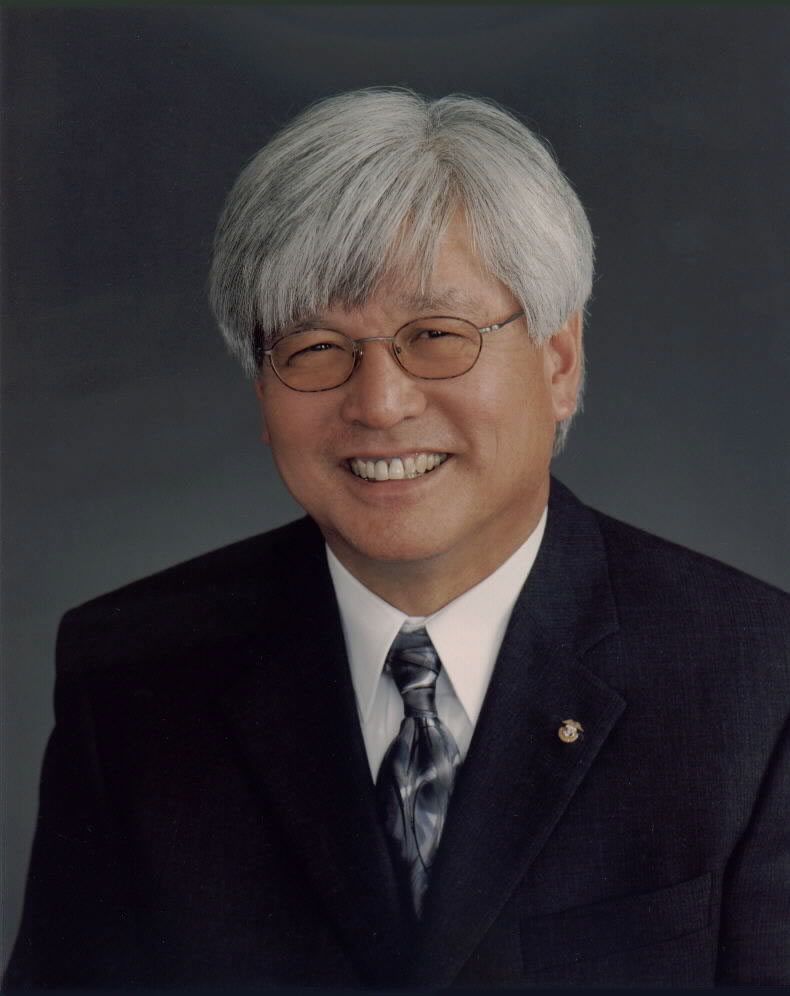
[76,515,322,604]
[56,516,326,681]
[592,506,790,650]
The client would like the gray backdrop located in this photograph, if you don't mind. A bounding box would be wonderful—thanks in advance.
[2,4,789,967]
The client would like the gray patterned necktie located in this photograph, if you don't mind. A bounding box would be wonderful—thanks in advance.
[376,627,462,917]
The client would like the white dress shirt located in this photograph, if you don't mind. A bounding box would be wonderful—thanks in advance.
[326,507,547,780]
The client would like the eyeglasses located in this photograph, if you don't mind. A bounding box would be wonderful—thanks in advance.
[258,310,525,392]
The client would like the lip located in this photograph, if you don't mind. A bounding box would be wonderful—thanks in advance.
[341,450,449,462]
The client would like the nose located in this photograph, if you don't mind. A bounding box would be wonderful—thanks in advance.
[339,339,427,428]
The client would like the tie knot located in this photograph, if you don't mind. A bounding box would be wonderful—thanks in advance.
[386,627,441,718]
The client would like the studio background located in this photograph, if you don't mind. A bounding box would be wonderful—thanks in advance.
[2,4,788,966]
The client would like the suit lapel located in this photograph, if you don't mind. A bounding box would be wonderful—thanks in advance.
[412,479,626,985]
[219,521,409,984]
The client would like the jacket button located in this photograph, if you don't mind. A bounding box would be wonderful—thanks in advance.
[558,719,583,743]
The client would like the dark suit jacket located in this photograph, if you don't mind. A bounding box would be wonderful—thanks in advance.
[5,479,790,988]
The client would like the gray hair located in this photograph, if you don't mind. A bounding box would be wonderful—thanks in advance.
[209,88,593,451]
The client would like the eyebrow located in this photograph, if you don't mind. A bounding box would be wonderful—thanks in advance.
[284,316,327,332]
[398,287,483,314]
[282,288,485,333]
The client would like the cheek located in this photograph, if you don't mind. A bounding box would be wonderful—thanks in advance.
[260,391,306,448]
[260,399,338,477]
[259,404,299,464]
[473,371,551,451]
[257,386,276,446]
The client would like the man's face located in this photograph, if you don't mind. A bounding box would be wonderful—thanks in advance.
[256,214,581,607]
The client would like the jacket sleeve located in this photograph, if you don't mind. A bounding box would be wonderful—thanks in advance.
[716,714,790,984]
[3,612,141,989]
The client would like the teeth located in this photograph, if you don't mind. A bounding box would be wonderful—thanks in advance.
[389,458,405,479]
[350,453,447,481]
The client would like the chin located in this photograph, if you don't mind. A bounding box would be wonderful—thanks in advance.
[326,520,456,568]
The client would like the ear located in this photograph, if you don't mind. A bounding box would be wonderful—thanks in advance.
[254,378,272,445]
[544,310,583,423]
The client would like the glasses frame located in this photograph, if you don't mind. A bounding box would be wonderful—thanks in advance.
[258,309,525,393]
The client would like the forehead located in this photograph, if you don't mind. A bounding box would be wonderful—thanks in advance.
[326,219,512,320]
[279,211,517,335]
[391,286,485,314]
[313,284,501,331]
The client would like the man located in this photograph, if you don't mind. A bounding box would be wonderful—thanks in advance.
[5,88,789,988]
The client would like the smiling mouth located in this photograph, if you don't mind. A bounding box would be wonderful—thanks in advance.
[349,453,449,482]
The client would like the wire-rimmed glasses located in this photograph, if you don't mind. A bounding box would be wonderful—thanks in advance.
[258,311,525,392]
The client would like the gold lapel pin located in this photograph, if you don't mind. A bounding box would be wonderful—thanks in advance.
[558,719,583,743]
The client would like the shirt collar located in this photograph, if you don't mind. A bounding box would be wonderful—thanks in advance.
[327,506,547,726]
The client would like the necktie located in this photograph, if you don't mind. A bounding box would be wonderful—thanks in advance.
[376,627,462,917]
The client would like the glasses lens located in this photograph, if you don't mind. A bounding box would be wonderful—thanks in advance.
[271,330,355,391]
[395,317,482,379]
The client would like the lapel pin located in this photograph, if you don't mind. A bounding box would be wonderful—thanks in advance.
[558,719,583,743]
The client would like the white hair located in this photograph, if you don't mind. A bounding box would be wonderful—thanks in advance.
[209,88,593,451]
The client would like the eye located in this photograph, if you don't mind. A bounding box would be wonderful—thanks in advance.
[403,321,477,353]
[302,341,337,353]
[418,325,460,339]
[409,326,465,344]
[274,330,351,368]
[285,339,340,364]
